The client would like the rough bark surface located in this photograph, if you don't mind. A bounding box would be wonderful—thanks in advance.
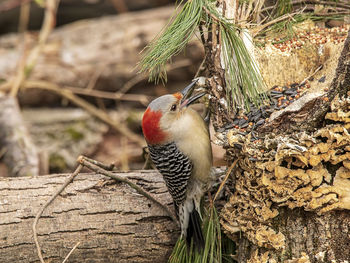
[237,208,350,262]
[219,30,350,263]
[202,0,350,261]
[0,94,39,176]
[0,171,178,262]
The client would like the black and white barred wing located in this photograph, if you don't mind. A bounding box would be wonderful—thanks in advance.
[148,142,192,207]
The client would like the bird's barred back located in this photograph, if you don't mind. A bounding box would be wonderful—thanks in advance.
[148,142,192,207]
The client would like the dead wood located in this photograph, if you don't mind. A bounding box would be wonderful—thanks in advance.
[0,94,39,176]
[200,0,350,261]
[0,170,178,262]
[235,208,350,262]
[0,6,203,107]
[259,30,350,134]
[220,29,350,262]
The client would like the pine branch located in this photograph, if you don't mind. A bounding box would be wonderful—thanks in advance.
[139,0,203,82]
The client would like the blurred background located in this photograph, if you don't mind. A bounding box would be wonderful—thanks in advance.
[0,0,225,176]
[0,0,348,176]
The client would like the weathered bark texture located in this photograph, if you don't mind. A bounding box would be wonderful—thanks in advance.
[0,171,178,262]
[219,29,350,263]
[0,6,203,107]
[236,208,350,262]
[0,94,39,176]
[200,0,350,261]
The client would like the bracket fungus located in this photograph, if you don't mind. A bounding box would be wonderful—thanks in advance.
[221,97,350,258]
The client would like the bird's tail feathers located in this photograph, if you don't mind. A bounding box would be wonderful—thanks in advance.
[186,208,205,251]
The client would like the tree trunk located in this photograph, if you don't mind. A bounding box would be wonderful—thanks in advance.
[0,94,39,176]
[235,208,350,262]
[202,1,350,262]
[0,171,178,262]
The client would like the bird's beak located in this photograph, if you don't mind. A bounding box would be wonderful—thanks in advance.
[180,80,206,108]
[181,80,197,98]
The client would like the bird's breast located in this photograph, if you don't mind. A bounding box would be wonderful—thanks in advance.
[171,109,212,183]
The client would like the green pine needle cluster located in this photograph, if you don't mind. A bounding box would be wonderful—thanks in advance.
[220,25,266,110]
[168,205,235,263]
[139,0,203,82]
[205,1,267,110]
[140,0,267,111]
[275,0,293,17]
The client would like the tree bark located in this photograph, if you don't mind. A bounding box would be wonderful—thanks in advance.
[0,170,178,262]
[202,1,350,262]
[0,94,39,176]
[236,208,350,262]
[218,28,350,263]
[0,6,203,107]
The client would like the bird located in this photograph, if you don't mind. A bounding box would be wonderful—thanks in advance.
[141,81,212,250]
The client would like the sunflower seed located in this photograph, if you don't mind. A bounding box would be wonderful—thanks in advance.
[238,131,247,136]
[234,143,243,149]
[252,113,262,122]
[318,76,326,83]
[233,119,240,125]
[238,119,247,127]
[271,90,282,95]
[241,122,249,128]
[285,88,297,95]
[256,119,265,126]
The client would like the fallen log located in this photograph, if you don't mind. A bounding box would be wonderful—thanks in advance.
[0,170,178,262]
[0,6,203,107]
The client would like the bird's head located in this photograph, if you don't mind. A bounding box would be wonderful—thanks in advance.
[142,81,205,145]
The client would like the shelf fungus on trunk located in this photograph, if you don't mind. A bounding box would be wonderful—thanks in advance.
[221,96,350,261]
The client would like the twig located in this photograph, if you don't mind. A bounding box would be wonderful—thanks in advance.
[18,1,30,33]
[64,86,151,105]
[82,156,115,171]
[299,64,323,86]
[86,65,106,91]
[292,0,350,10]
[312,11,350,16]
[203,5,221,22]
[123,59,191,95]
[252,9,305,36]
[33,164,83,263]
[22,80,146,147]
[10,0,60,97]
[119,72,149,95]
[61,241,80,263]
[213,159,238,202]
[194,55,207,79]
[78,156,178,225]
[142,150,151,170]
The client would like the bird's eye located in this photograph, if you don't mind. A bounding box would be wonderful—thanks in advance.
[170,104,177,111]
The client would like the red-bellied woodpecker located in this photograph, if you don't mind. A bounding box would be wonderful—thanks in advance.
[141,81,212,250]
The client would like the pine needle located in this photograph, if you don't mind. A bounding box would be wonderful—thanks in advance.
[205,1,267,111]
[168,205,235,263]
[141,0,267,111]
[140,0,203,82]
